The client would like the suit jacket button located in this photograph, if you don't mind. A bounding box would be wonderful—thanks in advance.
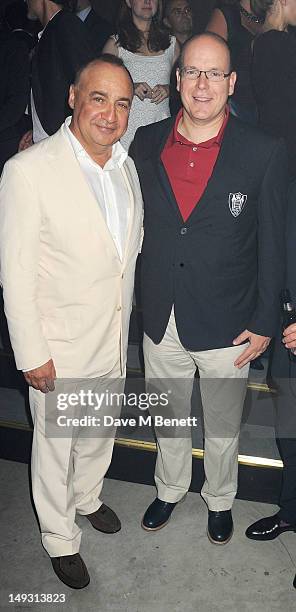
[180,228,187,235]
[180,263,184,267]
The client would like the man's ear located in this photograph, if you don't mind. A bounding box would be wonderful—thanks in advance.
[68,84,75,110]
[228,71,237,97]
[163,16,170,28]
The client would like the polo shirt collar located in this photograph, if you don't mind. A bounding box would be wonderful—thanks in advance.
[172,105,230,148]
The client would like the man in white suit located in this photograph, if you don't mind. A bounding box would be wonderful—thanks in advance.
[0,55,143,589]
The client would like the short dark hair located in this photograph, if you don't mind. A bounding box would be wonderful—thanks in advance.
[74,54,134,89]
[179,32,233,72]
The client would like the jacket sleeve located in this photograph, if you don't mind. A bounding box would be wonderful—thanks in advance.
[56,14,96,81]
[285,180,296,302]
[0,40,30,133]
[86,11,113,54]
[247,138,288,337]
[0,159,51,370]
[128,129,140,163]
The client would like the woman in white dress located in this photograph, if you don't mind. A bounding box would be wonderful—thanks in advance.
[103,0,180,149]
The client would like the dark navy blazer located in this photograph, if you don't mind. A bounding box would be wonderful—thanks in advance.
[130,114,288,351]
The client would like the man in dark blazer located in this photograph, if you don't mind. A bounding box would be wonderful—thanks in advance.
[0,24,30,173]
[246,181,296,588]
[130,32,288,544]
[76,0,112,53]
[20,0,95,148]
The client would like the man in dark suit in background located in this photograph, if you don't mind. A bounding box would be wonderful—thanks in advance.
[3,0,38,50]
[164,0,193,46]
[0,19,30,173]
[130,32,287,545]
[0,17,30,351]
[246,181,296,588]
[20,0,95,149]
[76,0,112,54]
[91,0,119,28]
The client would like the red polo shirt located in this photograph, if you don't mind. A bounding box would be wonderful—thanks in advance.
[161,107,229,221]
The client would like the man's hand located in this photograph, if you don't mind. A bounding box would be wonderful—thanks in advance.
[24,359,56,393]
[134,82,153,101]
[232,330,271,369]
[150,84,170,104]
[18,130,33,152]
[282,323,296,350]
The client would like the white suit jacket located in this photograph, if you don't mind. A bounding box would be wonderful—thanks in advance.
[0,126,143,377]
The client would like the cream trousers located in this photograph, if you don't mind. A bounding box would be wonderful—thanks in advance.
[143,309,249,511]
[29,361,123,557]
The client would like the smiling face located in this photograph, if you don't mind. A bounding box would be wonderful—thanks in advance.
[125,0,158,21]
[176,35,236,128]
[68,61,133,163]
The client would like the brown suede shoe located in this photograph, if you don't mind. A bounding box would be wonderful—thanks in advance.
[51,553,90,589]
[85,503,121,533]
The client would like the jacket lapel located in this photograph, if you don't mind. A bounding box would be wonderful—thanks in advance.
[186,115,248,223]
[45,126,123,261]
[152,118,185,223]
[151,114,248,225]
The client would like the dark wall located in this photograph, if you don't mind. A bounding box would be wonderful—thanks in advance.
[192,0,217,33]
[92,0,120,25]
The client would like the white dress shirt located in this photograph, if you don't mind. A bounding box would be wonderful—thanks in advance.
[77,6,92,21]
[31,90,49,144]
[64,117,130,261]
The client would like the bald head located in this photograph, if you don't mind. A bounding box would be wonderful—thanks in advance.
[176,31,236,131]
[179,32,232,73]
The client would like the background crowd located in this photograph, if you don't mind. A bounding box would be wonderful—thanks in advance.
[1,1,296,406]
[0,0,292,153]
[2,0,291,377]
[2,0,296,184]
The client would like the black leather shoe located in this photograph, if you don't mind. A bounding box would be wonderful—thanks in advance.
[85,503,121,533]
[141,498,177,531]
[245,513,296,541]
[51,553,90,589]
[207,510,233,545]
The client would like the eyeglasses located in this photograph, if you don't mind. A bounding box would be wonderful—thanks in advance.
[179,67,232,82]
[171,7,192,16]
